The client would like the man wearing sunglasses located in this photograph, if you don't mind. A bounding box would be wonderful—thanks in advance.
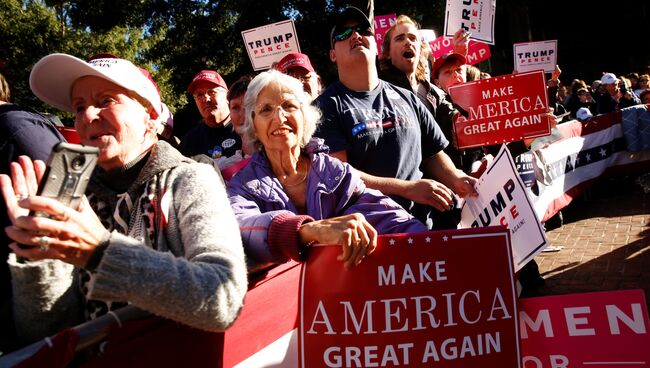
[180,70,243,169]
[314,7,477,230]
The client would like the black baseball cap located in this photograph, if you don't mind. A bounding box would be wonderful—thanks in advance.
[330,7,373,49]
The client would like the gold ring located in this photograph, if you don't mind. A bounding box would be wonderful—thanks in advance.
[57,210,69,222]
[38,236,51,251]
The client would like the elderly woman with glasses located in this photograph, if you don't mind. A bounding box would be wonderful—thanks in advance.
[227,70,425,270]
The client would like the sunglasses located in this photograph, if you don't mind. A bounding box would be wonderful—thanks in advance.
[332,24,374,44]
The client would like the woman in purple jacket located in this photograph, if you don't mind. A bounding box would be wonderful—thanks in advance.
[227,70,425,269]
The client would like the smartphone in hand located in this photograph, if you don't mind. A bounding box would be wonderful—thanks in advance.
[31,142,99,217]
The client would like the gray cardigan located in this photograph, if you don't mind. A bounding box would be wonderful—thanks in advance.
[9,141,248,343]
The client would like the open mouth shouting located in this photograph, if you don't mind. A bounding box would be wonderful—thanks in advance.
[402,49,416,60]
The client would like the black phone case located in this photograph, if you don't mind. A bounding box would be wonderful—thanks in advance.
[33,142,99,215]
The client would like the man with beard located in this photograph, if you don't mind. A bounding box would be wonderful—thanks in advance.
[314,7,477,230]
[181,70,243,169]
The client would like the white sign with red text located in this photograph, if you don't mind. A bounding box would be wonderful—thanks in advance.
[420,29,437,43]
[513,40,558,73]
[459,145,548,271]
[242,20,301,71]
[444,0,496,44]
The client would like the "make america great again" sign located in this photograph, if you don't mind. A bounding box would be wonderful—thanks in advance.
[449,70,551,149]
[299,227,520,367]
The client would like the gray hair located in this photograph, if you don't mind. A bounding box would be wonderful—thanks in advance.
[242,69,321,151]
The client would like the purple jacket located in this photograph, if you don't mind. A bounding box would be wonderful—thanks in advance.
[226,141,426,266]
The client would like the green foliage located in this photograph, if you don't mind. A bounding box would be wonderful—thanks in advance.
[2,0,448,121]
[1,0,61,106]
[5,0,644,128]
[0,0,161,123]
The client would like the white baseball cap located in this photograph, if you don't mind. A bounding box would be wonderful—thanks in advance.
[576,107,593,121]
[600,72,619,85]
[30,53,161,118]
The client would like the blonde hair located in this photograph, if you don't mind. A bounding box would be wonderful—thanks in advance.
[0,72,11,102]
[379,15,430,83]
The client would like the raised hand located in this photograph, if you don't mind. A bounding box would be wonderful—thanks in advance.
[2,156,109,267]
[452,28,471,57]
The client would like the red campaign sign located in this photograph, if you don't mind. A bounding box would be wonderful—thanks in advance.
[55,126,81,144]
[448,70,551,149]
[428,36,491,65]
[223,261,302,367]
[519,290,650,367]
[299,228,521,367]
[373,14,396,55]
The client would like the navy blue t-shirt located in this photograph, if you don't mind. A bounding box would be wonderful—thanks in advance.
[0,104,64,333]
[314,80,448,182]
[179,121,243,163]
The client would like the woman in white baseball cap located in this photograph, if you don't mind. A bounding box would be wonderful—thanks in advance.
[0,53,247,346]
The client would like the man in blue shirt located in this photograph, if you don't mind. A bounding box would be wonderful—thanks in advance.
[314,7,477,229]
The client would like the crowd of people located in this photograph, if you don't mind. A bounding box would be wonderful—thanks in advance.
[0,3,648,360]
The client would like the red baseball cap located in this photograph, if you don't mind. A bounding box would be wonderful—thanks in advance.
[431,52,466,79]
[187,70,228,94]
[275,53,315,74]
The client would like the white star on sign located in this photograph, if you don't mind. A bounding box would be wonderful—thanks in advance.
[600,148,607,157]
[425,236,431,243]
[407,238,414,245]
[389,239,396,245]
[443,235,449,242]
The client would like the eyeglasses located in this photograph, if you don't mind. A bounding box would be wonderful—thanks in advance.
[193,87,226,101]
[332,24,374,44]
[255,99,302,119]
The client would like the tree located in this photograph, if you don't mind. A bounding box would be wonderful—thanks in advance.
[0,0,161,123]
[3,0,648,126]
